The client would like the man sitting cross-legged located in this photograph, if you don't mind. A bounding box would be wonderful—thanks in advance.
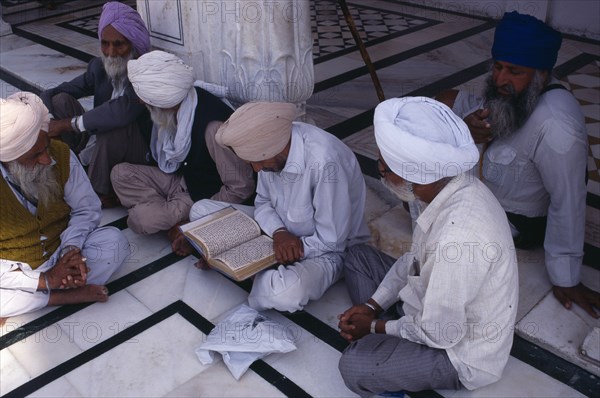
[40,2,153,207]
[338,97,518,395]
[1,92,129,321]
[189,101,370,312]
[110,50,255,254]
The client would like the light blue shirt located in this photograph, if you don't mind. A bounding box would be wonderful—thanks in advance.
[254,122,370,260]
[453,81,588,287]
[1,150,101,292]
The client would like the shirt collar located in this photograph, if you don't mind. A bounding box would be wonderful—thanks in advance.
[280,123,305,176]
[415,174,465,233]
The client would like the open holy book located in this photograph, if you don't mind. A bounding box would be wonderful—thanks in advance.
[180,207,277,281]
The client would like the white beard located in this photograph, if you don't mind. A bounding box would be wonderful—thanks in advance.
[6,160,61,208]
[147,104,178,136]
[101,50,135,93]
[381,177,416,202]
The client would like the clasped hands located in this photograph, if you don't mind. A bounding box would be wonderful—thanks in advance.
[338,304,377,342]
[45,248,89,290]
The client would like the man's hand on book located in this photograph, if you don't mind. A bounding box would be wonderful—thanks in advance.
[273,229,304,264]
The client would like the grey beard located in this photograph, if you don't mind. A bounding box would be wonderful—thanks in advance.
[147,104,178,134]
[381,177,417,202]
[101,50,136,93]
[6,161,62,208]
[484,70,547,139]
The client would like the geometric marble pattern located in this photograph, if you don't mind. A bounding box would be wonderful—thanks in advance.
[559,60,600,253]
[311,0,433,60]
[57,1,435,62]
[2,0,600,397]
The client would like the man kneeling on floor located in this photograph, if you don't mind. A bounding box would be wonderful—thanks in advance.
[190,102,370,312]
[338,97,518,395]
[0,92,129,320]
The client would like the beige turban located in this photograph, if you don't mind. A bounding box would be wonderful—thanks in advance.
[127,50,195,108]
[216,102,296,162]
[0,92,50,162]
[374,97,479,184]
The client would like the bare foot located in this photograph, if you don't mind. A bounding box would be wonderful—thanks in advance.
[0,317,7,327]
[172,234,194,257]
[194,257,211,270]
[47,285,109,306]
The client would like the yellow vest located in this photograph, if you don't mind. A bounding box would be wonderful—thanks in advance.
[0,141,71,269]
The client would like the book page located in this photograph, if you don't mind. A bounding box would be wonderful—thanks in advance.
[186,209,260,258]
[213,235,275,271]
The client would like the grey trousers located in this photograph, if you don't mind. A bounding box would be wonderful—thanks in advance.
[111,163,193,234]
[339,244,462,396]
[50,93,149,195]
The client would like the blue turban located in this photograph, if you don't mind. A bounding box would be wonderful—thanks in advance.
[492,11,562,70]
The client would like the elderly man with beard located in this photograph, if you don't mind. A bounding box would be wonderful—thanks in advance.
[0,92,129,320]
[437,11,599,318]
[40,2,152,208]
[110,51,254,255]
[190,101,370,312]
[337,97,518,396]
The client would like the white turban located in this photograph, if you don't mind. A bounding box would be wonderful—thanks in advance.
[216,102,296,162]
[127,50,195,108]
[374,97,479,184]
[0,92,50,162]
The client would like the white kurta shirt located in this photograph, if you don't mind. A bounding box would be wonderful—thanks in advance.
[453,80,588,287]
[254,122,370,259]
[372,175,518,390]
[0,150,102,292]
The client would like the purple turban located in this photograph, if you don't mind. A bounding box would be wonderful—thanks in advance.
[98,2,151,56]
[492,11,562,70]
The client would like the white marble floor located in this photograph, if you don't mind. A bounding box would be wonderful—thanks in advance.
[1,0,599,397]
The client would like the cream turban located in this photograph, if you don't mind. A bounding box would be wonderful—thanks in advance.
[216,102,296,162]
[127,50,195,108]
[0,92,50,162]
[374,97,479,184]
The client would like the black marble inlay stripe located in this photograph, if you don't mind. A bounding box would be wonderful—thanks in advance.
[325,59,493,141]
[588,193,600,210]
[554,53,599,79]
[0,252,181,350]
[104,215,129,230]
[176,302,313,398]
[10,2,103,28]
[390,0,492,21]
[583,244,600,271]
[11,25,94,62]
[2,302,182,398]
[57,18,99,39]
[314,20,496,93]
[0,68,41,94]
[314,0,441,65]
[4,301,311,398]
[314,19,440,65]
[511,335,600,397]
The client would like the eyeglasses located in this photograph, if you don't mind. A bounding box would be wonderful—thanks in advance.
[377,159,393,178]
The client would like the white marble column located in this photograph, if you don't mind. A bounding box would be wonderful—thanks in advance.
[136,0,314,109]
